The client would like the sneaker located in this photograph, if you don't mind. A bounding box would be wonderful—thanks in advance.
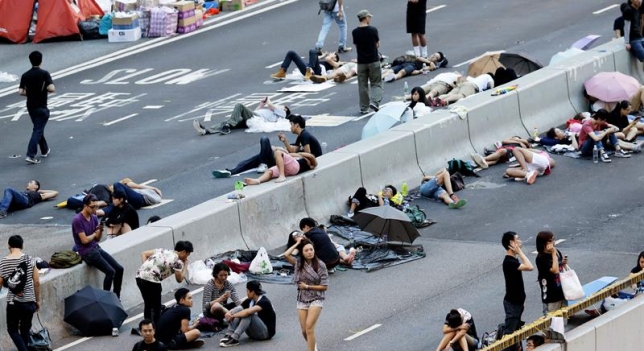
[384,73,396,82]
[220,338,239,347]
[613,149,631,158]
[0,210,7,219]
[448,199,467,209]
[190,339,205,348]
[219,125,231,135]
[219,335,232,343]
[25,156,40,164]
[212,170,232,178]
[257,163,268,173]
[193,119,206,136]
[360,110,370,115]
[304,67,313,81]
[525,170,537,185]
[633,145,642,153]
[310,75,327,83]
[494,141,503,149]
[369,103,379,112]
[41,148,51,158]
[347,211,354,218]
[328,268,335,274]
[470,153,489,169]
[338,46,352,53]
[601,152,612,163]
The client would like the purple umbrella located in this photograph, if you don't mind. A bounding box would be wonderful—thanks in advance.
[571,35,601,50]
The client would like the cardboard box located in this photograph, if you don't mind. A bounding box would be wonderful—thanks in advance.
[114,0,138,12]
[177,8,195,19]
[220,0,244,11]
[108,27,142,42]
[112,13,139,26]
[170,1,195,12]
[112,19,140,29]
[176,23,197,34]
[177,15,196,27]
[195,9,203,27]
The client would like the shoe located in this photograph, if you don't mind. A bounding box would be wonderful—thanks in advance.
[494,141,503,149]
[220,338,239,347]
[369,103,379,112]
[338,46,352,53]
[0,210,7,219]
[470,153,489,169]
[271,67,287,79]
[193,119,206,136]
[257,163,268,173]
[41,148,51,158]
[384,73,396,82]
[333,72,347,83]
[314,47,322,55]
[347,211,354,218]
[448,198,467,209]
[304,67,313,80]
[25,156,40,164]
[219,335,232,343]
[614,149,631,158]
[328,268,335,274]
[212,170,232,178]
[391,95,406,101]
[219,125,231,135]
[360,110,369,115]
[633,145,642,153]
[601,152,612,163]
[190,339,205,348]
[525,170,537,185]
[310,75,327,83]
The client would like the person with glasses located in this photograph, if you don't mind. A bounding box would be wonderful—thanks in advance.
[71,194,124,298]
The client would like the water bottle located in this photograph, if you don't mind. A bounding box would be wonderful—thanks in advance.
[401,181,408,197]
[383,197,390,206]
[532,126,539,140]
[593,145,599,163]
[321,142,328,154]
[235,181,244,191]
[404,82,409,96]
[349,233,355,248]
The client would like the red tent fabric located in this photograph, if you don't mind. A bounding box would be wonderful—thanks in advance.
[0,0,36,44]
[78,0,104,19]
[34,0,104,43]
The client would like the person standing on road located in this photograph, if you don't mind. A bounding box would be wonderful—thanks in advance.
[0,235,40,351]
[315,0,352,54]
[501,231,533,351]
[284,237,328,351]
[19,51,55,165]
[72,194,124,298]
[535,231,567,316]
[132,319,167,351]
[136,241,192,325]
[352,10,383,114]
[406,0,428,58]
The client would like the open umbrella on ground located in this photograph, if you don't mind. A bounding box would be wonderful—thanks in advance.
[352,206,420,244]
[497,52,543,77]
[571,34,601,50]
[549,48,585,65]
[584,71,641,102]
[467,51,504,78]
[64,285,127,336]
[361,102,411,139]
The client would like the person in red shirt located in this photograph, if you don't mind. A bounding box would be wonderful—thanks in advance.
[577,109,631,163]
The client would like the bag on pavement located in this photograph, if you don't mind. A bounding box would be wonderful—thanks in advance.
[28,314,52,351]
[404,205,429,228]
[148,7,178,37]
[447,158,479,177]
[560,265,584,300]
[449,172,465,192]
[188,260,211,285]
[249,247,273,274]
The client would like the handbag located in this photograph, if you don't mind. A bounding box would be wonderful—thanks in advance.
[28,313,52,351]
[560,265,584,301]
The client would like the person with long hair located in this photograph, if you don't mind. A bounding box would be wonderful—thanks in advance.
[629,251,644,291]
[535,231,567,316]
[284,237,328,351]
[408,86,432,117]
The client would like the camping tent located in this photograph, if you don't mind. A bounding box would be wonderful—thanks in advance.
[34,0,104,43]
[0,0,36,44]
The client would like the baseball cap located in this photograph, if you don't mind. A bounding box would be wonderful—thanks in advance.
[247,280,266,295]
[357,10,372,20]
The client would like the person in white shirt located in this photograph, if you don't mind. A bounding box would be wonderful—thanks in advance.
[192,97,290,135]
[432,74,495,106]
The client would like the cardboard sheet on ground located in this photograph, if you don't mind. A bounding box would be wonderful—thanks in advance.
[245,116,290,133]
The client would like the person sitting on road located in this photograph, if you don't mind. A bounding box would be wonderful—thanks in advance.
[219,280,277,347]
[105,189,139,237]
[503,147,555,185]
[347,187,379,217]
[271,50,340,80]
[607,100,644,149]
[383,53,447,82]
[408,86,432,117]
[279,115,323,156]
[420,169,467,209]
[311,60,359,83]
[244,149,317,185]
[526,334,545,351]
[432,73,495,107]
[435,308,479,351]
[577,109,631,162]
[193,97,291,136]
[299,217,341,270]
[202,263,242,325]
[112,178,163,210]
[470,136,533,169]
[156,288,205,349]
[132,319,167,351]
[0,180,58,219]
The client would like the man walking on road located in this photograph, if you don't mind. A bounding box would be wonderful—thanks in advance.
[352,10,382,114]
[19,51,55,164]
[315,0,352,53]
[501,231,533,351]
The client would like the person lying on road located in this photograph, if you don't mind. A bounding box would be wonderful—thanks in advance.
[0,180,58,219]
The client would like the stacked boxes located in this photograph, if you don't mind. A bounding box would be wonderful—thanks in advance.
[172,1,198,34]
[220,0,244,11]
[109,12,142,42]
[114,0,138,12]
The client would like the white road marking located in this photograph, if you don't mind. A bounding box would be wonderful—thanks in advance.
[11,108,26,121]
[306,115,354,127]
[142,199,174,209]
[103,113,138,126]
[266,57,304,69]
[143,105,164,109]
[344,323,382,341]
[453,60,471,68]
[426,4,446,13]
[203,109,215,122]
[593,4,619,15]
[75,108,96,122]
[141,179,157,185]
[53,287,205,351]
[351,111,375,121]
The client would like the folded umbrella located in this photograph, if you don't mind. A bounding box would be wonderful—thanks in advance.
[64,285,128,336]
[584,71,641,102]
[352,206,420,244]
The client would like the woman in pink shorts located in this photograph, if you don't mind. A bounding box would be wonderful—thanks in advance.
[244,149,301,185]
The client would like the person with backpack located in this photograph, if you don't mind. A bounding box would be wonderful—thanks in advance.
[0,235,40,351]
[315,0,352,54]
[435,308,479,351]
[419,169,467,209]
[132,319,167,351]
[0,180,58,219]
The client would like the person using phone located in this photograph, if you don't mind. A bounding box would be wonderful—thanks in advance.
[607,101,644,151]
[202,263,242,324]
[535,231,567,316]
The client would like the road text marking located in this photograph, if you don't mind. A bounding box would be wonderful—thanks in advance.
[345,323,382,341]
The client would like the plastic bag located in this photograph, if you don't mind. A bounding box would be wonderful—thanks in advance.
[98,13,113,36]
[188,260,211,285]
[228,272,248,285]
[249,247,273,274]
[79,20,104,40]
[560,266,584,300]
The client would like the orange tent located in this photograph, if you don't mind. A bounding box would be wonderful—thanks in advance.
[34,0,104,43]
[0,0,36,44]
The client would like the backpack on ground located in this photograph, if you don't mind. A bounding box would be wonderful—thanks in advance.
[318,0,337,13]
[449,172,465,192]
[404,205,430,228]
[49,250,82,269]
[447,158,479,177]
[4,255,31,296]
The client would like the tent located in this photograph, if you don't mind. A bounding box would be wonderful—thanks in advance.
[0,0,36,44]
[34,0,104,43]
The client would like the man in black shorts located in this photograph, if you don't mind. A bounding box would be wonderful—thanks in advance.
[406,0,428,58]
[19,51,55,164]
[156,288,204,349]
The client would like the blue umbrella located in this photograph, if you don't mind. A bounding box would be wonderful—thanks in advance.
[361,102,409,139]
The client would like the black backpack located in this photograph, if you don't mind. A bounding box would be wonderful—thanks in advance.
[318,0,337,13]
[5,255,30,296]
[447,158,479,177]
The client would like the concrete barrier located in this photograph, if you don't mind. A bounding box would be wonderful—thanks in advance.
[564,323,596,351]
[334,130,424,192]
[451,90,527,154]
[237,178,309,250]
[592,295,644,351]
[515,68,577,134]
[534,343,562,351]
[149,197,248,260]
[302,152,363,222]
[391,110,476,174]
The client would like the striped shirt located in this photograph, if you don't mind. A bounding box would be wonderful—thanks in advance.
[0,254,36,303]
[202,279,241,312]
[293,258,328,303]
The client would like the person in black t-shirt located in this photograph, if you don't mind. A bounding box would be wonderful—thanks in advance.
[0,180,58,219]
[278,115,323,157]
[219,280,276,347]
[132,319,167,351]
[622,0,644,62]
[436,308,478,351]
[156,288,204,349]
[535,231,567,316]
[352,10,382,114]
[501,231,533,351]
[608,100,644,143]
[106,189,140,237]
[614,15,625,38]
[299,218,340,269]
[19,51,55,164]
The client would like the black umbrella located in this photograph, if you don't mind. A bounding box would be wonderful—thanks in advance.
[498,52,543,77]
[64,285,128,336]
[352,206,420,244]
